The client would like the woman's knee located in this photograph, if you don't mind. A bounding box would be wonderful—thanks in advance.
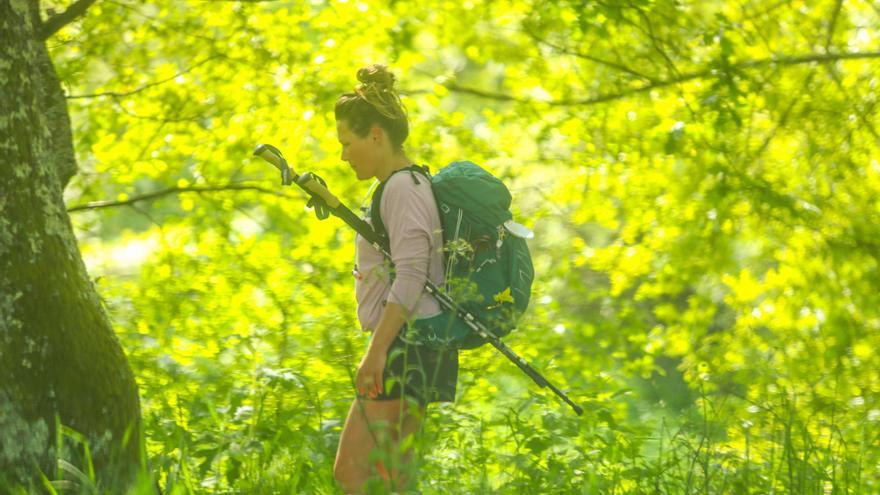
[334,453,392,494]
[333,458,365,493]
[333,398,422,491]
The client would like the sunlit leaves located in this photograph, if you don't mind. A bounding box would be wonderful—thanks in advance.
[50,0,880,491]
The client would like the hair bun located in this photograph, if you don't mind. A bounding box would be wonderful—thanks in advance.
[337,64,409,150]
[356,64,396,94]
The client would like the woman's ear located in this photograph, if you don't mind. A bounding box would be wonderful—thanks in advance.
[370,125,383,145]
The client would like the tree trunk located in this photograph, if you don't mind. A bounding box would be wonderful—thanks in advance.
[0,0,142,489]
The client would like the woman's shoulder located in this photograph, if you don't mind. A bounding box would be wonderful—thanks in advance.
[382,167,432,199]
[386,166,429,185]
[380,167,438,221]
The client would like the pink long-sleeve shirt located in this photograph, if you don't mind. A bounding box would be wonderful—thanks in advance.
[354,171,445,332]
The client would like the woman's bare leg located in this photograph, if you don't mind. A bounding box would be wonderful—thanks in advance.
[334,397,426,494]
[387,399,425,492]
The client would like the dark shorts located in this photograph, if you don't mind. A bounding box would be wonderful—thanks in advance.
[361,331,458,405]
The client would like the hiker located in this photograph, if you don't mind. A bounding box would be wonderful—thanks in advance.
[332,64,458,494]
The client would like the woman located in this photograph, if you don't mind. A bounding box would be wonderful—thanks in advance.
[332,64,458,494]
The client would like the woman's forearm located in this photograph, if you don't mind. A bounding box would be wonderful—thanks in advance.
[367,301,408,356]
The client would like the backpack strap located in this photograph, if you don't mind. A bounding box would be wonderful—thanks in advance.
[369,165,431,254]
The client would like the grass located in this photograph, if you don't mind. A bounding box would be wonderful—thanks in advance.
[13,375,876,495]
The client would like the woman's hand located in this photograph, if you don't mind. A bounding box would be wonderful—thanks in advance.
[357,304,406,398]
[356,347,387,399]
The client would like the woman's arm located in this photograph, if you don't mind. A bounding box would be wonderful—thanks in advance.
[357,301,407,398]
[356,174,436,397]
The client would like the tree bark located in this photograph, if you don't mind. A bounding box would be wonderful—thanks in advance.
[0,0,142,489]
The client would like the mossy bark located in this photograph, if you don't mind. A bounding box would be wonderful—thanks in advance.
[0,0,142,489]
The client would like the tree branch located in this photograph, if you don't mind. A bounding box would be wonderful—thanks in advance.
[65,55,224,99]
[520,22,657,82]
[40,0,99,40]
[442,51,880,107]
[67,184,296,213]
[817,0,879,141]
[638,9,684,82]
[741,0,796,22]
[748,71,816,161]
[825,0,844,51]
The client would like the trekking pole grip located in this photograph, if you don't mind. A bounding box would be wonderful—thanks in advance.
[297,173,341,209]
[254,143,296,185]
[254,144,284,170]
[253,144,341,209]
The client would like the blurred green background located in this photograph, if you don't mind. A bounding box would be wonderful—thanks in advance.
[48,0,879,492]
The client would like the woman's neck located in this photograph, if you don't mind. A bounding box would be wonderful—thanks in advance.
[377,152,415,182]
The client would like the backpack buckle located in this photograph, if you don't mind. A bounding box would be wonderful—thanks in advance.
[503,220,534,239]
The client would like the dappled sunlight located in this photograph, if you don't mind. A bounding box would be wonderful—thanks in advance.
[4,0,877,492]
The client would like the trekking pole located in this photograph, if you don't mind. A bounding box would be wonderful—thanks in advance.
[254,144,583,416]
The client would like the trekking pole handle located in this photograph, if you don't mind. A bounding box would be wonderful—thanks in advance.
[297,173,341,209]
[253,144,341,208]
[254,144,286,171]
[254,144,296,185]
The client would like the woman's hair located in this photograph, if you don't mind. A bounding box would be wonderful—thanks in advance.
[335,64,409,151]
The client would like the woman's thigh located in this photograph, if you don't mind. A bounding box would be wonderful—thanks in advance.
[334,398,426,476]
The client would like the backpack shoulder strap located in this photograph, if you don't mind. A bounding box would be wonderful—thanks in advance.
[369,165,431,252]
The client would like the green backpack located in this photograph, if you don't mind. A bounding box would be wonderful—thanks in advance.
[370,161,534,349]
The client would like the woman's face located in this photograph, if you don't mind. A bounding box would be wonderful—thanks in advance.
[337,120,380,181]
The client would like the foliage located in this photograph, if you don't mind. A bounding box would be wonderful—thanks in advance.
[42,0,880,492]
